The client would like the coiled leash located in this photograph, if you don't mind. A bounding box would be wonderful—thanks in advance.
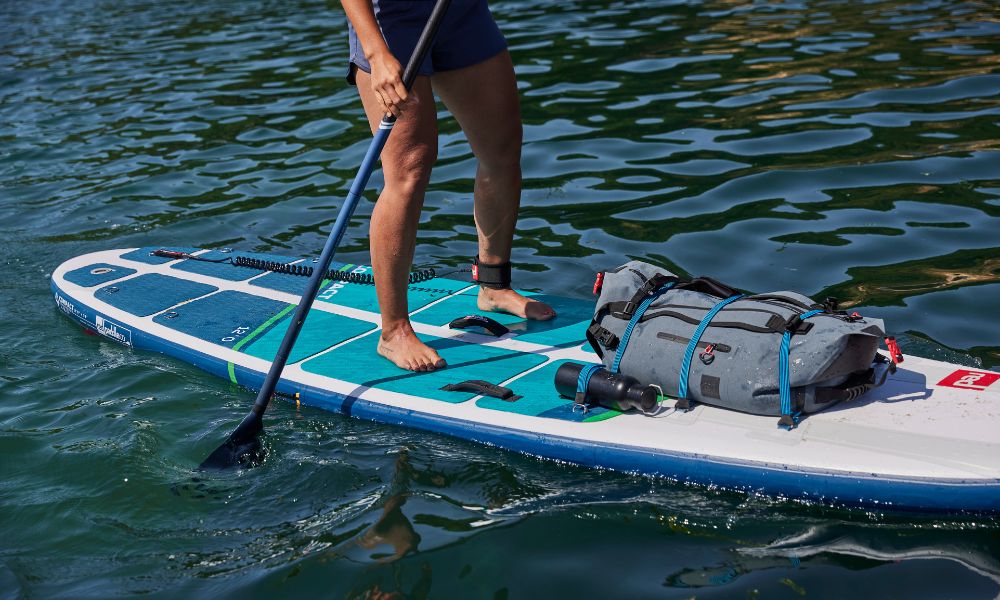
[151,249,456,285]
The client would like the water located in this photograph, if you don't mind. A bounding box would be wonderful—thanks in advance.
[2,0,999,596]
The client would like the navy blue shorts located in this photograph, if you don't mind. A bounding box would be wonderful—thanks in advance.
[347,0,507,84]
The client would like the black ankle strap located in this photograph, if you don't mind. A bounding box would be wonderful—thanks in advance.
[472,256,512,289]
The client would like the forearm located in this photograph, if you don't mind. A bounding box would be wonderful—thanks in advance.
[341,0,392,62]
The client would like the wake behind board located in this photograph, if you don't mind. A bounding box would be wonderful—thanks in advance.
[51,248,1000,513]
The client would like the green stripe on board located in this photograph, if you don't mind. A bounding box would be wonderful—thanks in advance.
[233,304,296,353]
[227,303,295,384]
[582,396,672,423]
[583,409,622,423]
[224,269,346,384]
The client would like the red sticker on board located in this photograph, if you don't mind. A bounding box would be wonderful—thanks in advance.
[936,370,1000,391]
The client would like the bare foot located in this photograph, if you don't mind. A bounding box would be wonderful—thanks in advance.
[377,324,446,372]
[477,287,557,321]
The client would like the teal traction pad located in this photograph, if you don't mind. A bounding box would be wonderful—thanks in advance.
[301,332,548,403]
[317,266,469,314]
[152,290,290,349]
[299,333,621,422]
[96,273,217,317]
[252,264,470,314]
[152,289,376,362]
[476,360,620,422]
[106,248,611,421]
[412,289,594,348]
[64,263,136,287]
[243,309,376,364]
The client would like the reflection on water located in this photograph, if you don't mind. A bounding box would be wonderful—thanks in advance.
[346,452,422,565]
[1,0,999,596]
[666,523,1000,594]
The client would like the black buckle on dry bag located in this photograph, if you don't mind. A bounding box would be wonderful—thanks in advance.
[471,256,512,289]
[587,323,619,350]
[784,314,815,335]
[613,273,677,319]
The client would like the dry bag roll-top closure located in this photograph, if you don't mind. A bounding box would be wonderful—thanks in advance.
[584,261,893,428]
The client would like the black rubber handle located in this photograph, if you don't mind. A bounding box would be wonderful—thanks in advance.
[448,314,510,337]
[441,380,521,402]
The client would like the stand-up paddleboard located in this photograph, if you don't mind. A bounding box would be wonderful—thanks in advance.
[51,247,1000,512]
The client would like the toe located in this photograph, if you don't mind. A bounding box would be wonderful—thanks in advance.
[525,301,557,321]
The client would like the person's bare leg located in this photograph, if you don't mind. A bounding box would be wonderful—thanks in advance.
[432,51,555,321]
[355,70,445,371]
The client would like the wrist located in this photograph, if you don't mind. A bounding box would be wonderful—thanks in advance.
[365,46,392,65]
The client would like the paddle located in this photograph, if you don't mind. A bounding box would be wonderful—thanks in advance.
[200,0,454,469]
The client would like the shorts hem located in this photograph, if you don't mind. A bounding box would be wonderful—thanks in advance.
[345,61,371,86]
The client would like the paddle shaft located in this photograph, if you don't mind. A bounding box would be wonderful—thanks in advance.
[247,0,452,418]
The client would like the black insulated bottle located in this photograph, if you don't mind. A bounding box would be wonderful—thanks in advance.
[554,363,660,414]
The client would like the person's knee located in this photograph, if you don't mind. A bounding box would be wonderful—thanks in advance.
[477,122,522,175]
[385,143,437,196]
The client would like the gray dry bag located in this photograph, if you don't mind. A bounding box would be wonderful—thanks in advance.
[586,261,894,427]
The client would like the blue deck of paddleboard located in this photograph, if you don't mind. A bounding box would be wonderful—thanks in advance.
[474,360,619,422]
[302,332,549,403]
[49,248,1000,513]
[243,310,376,364]
[412,289,595,348]
[60,249,600,420]
[153,290,291,350]
[98,274,217,317]
[120,247,201,265]
[63,263,137,287]
[251,263,473,314]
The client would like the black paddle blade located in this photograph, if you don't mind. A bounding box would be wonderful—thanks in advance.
[199,412,266,470]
